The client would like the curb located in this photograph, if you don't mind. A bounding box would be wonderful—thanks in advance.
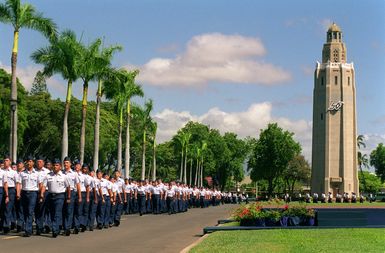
[180,234,209,253]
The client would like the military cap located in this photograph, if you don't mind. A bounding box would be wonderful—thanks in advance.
[53,158,61,164]
[63,157,71,162]
[26,155,34,161]
[36,155,45,161]
[17,158,24,164]
[82,163,89,168]
[3,154,11,160]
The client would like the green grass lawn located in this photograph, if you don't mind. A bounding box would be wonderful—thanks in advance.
[190,229,385,253]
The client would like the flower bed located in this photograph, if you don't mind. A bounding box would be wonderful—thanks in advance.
[233,203,316,227]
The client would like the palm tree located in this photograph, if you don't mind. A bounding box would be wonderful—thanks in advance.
[176,135,186,182]
[92,45,122,172]
[151,121,157,181]
[136,99,153,180]
[357,134,368,192]
[194,145,201,186]
[104,69,143,177]
[31,30,78,162]
[200,141,207,187]
[183,132,192,184]
[0,0,57,161]
[77,38,103,164]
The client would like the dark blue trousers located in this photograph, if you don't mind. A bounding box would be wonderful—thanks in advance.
[49,193,65,234]
[74,192,87,229]
[88,193,97,229]
[152,194,160,214]
[138,195,146,215]
[104,196,111,226]
[63,191,75,230]
[114,197,123,222]
[35,191,48,231]
[15,195,24,228]
[3,188,16,229]
[96,195,106,226]
[21,191,37,234]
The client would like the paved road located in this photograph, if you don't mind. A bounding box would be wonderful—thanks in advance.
[1,204,237,253]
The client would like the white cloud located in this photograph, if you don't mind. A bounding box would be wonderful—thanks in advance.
[0,62,40,90]
[0,62,67,95]
[319,18,333,31]
[130,33,291,87]
[153,102,312,161]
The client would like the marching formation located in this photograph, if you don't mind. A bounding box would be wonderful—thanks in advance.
[0,155,232,238]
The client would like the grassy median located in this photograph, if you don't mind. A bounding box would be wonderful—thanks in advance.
[190,228,385,253]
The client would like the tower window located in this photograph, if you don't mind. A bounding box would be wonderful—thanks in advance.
[321,113,323,120]
[333,32,337,39]
[335,76,338,85]
[348,77,350,86]
[321,77,324,86]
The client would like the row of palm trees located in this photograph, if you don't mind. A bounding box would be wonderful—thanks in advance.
[176,131,208,187]
[0,0,156,180]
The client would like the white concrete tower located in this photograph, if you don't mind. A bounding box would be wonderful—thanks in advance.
[311,23,359,195]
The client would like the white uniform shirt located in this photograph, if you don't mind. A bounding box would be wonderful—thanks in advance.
[20,169,39,191]
[137,185,146,195]
[64,169,80,191]
[115,178,124,194]
[100,178,112,195]
[165,188,175,198]
[4,167,19,187]
[0,169,8,187]
[111,182,118,193]
[75,172,87,192]
[151,185,161,195]
[41,171,70,193]
[36,167,50,189]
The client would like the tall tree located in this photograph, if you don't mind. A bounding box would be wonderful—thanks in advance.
[370,143,385,182]
[104,69,143,176]
[30,70,47,95]
[183,131,192,184]
[248,123,301,198]
[357,134,368,191]
[92,44,122,172]
[151,121,157,181]
[0,0,57,161]
[133,99,153,180]
[31,30,79,162]
[282,155,311,194]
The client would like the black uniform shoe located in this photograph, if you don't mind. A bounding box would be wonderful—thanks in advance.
[52,232,58,238]
[45,226,51,234]
[80,225,86,232]
[23,233,31,237]
[65,229,71,236]
[73,228,79,234]
[36,228,41,235]
[89,227,94,231]
[97,224,103,230]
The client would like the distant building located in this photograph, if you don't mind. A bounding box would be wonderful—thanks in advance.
[311,23,359,195]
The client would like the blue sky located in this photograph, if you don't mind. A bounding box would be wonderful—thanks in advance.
[0,0,384,161]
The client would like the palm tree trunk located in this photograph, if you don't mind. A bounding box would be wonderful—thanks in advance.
[80,81,88,164]
[152,140,156,181]
[10,31,19,162]
[141,131,146,180]
[194,159,199,186]
[117,107,123,171]
[200,158,203,187]
[61,80,72,162]
[124,100,131,179]
[179,148,184,181]
[93,79,102,171]
[189,158,193,186]
[183,145,188,183]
